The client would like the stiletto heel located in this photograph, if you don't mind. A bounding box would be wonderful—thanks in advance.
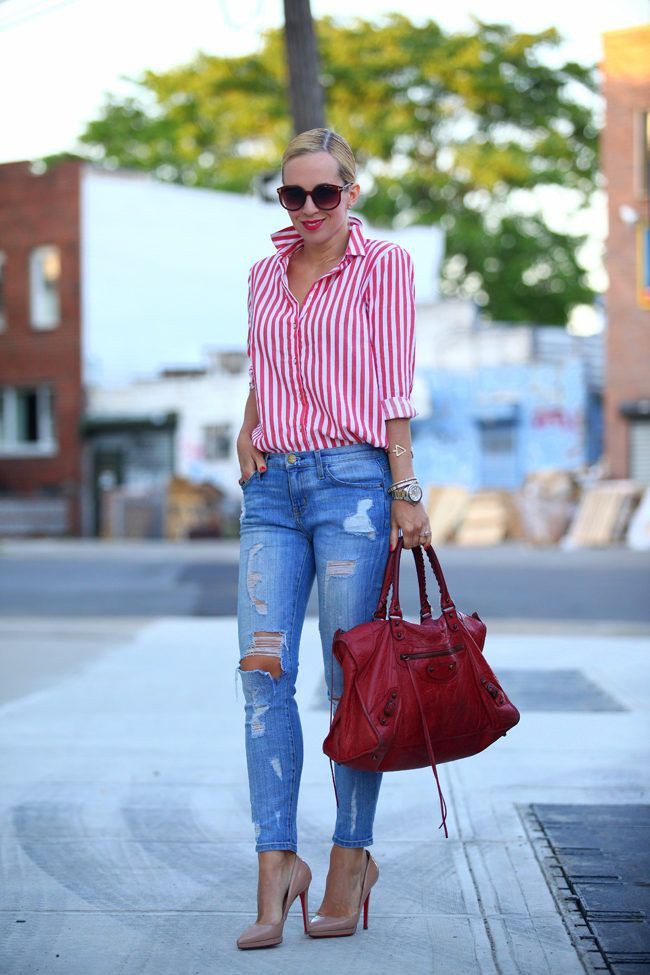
[308,850,379,938]
[236,854,312,949]
[299,888,309,933]
[363,889,370,930]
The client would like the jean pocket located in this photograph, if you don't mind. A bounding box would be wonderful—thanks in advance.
[240,470,261,490]
[323,458,385,489]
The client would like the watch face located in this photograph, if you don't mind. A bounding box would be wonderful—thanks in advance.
[408,483,423,503]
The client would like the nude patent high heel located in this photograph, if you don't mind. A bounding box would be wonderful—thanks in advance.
[307,850,379,938]
[236,853,312,949]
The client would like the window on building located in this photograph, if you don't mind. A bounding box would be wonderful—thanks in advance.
[0,252,6,331]
[639,112,650,200]
[203,423,231,460]
[478,416,519,489]
[17,388,39,442]
[0,385,56,455]
[481,423,516,454]
[29,245,61,329]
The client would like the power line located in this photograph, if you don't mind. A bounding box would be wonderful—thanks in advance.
[0,0,267,34]
[217,0,266,33]
[0,0,85,31]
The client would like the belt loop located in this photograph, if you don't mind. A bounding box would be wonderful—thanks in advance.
[315,448,324,479]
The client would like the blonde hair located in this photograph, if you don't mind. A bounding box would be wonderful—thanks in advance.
[281,128,356,184]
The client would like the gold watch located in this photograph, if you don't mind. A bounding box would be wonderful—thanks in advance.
[387,481,423,504]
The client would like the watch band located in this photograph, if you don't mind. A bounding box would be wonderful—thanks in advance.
[388,486,412,501]
[387,480,423,504]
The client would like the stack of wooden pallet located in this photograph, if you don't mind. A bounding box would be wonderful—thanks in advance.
[425,486,520,545]
[423,474,644,548]
[627,488,650,549]
[424,485,470,543]
[454,491,516,545]
[562,480,644,548]
[165,475,224,539]
[514,469,579,545]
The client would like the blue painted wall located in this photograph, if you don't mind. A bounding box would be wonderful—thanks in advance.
[412,358,594,490]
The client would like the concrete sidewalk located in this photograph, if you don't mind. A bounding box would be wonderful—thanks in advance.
[1,616,649,974]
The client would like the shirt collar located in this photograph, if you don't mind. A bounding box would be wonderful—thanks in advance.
[270,213,367,260]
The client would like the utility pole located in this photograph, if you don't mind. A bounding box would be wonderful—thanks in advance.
[282,0,326,134]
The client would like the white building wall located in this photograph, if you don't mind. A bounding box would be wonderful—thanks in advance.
[86,366,248,495]
[415,300,534,372]
[80,165,444,387]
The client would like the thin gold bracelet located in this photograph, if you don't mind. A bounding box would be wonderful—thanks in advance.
[385,443,414,458]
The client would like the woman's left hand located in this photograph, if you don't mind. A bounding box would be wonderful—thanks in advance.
[390,500,432,550]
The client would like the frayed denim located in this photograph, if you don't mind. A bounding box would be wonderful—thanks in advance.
[236,443,392,852]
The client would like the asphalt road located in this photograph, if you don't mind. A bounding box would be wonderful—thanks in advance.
[1,539,649,623]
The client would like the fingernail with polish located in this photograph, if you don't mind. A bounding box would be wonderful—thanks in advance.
[260,466,266,472]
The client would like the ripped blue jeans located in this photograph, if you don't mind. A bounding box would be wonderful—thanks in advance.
[237,442,393,853]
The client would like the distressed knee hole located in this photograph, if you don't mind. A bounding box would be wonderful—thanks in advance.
[239,631,285,678]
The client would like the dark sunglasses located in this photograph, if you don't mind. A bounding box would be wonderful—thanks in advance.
[276,182,353,211]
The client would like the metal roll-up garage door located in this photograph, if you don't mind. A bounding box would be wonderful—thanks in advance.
[630,419,650,483]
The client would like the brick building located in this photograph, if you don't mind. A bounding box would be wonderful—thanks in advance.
[602,25,650,482]
[0,159,84,535]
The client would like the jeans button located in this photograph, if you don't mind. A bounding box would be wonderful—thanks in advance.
[288,453,297,463]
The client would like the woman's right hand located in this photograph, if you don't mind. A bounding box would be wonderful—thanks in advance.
[236,430,267,484]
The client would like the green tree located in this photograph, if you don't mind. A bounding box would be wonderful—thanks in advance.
[66,15,599,323]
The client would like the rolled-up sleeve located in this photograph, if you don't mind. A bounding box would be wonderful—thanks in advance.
[367,244,417,420]
[246,266,256,391]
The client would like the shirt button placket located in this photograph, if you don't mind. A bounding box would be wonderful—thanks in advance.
[295,301,308,439]
[293,305,304,436]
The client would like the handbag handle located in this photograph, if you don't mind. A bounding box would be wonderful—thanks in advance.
[373,539,433,622]
[391,536,457,618]
[382,537,459,631]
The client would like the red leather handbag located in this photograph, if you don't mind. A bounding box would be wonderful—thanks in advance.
[322,537,520,836]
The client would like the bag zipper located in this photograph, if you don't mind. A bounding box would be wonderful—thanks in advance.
[399,646,463,660]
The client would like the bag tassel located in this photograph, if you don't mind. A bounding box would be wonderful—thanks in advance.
[405,661,449,838]
[328,627,448,834]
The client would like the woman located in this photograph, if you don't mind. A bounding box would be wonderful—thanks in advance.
[235,127,432,949]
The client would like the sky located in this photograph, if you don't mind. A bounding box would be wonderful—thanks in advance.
[0,0,647,314]
[0,0,648,164]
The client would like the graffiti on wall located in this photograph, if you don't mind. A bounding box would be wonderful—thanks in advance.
[530,407,582,430]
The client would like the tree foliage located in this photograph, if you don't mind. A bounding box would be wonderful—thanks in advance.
[71,15,599,323]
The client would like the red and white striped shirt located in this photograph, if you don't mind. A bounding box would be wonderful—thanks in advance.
[246,214,417,453]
